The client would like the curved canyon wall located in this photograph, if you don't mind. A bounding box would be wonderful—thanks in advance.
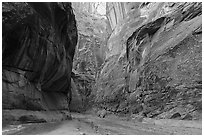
[96,2,202,120]
[2,2,78,124]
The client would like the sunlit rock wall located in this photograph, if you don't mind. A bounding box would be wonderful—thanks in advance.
[96,2,202,120]
[72,2,108,77]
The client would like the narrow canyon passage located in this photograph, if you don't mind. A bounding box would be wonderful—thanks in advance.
[2,2,202,135]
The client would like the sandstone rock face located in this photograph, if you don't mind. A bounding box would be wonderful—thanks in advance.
[2,2,78,124]
[72,3,108,78]
[96,2,202,120]
[67,3,108,111]
[2,70,69,111]
[70,70,95,112]
[105,2,143,58]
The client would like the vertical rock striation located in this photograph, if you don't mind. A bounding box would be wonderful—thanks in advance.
[72,2,107,77]
[96,2,202,120]
[2,2,78,124]
[69,3,107,112]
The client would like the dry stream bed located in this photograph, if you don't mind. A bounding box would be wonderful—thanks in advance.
[2,112,202,135]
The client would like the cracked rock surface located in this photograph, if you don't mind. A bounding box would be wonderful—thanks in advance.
[2,2,78,125]
[96,2,202,120]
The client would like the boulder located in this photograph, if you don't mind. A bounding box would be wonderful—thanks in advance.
[97,109,107,118]
[182,113,193,120]
[2,109,71,126]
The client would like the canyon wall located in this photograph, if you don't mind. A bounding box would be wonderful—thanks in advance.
[68,3,108,112]
[72,2,107,77]
[2,2,202,124]
[2,2,78,124]
[96,2,202,120]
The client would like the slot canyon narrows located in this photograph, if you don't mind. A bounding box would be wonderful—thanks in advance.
[2,2,202,135]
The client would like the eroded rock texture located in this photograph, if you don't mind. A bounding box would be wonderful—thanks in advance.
[96,2,202,120]
[2,2,77,124]
[72,2,108,77]
[70,70,95,112]
[68,3,108,111]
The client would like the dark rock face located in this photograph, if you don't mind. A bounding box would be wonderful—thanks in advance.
[2,110,71,126]
[70,70,95,112]
[96,2,202,120]
[2,2,78,124]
